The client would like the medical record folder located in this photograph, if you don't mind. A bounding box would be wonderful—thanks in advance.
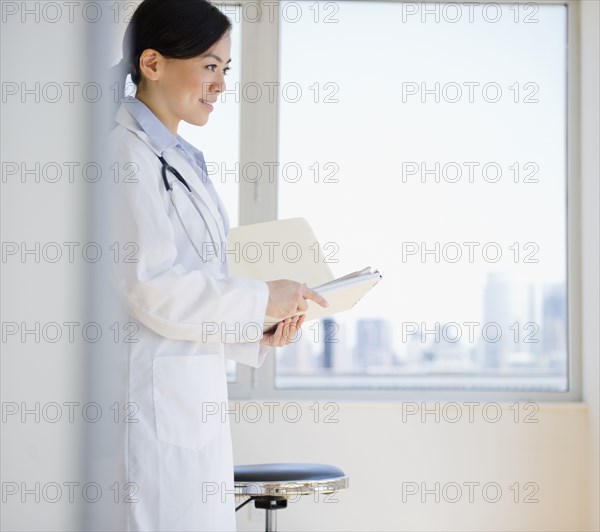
[227,217,382,332]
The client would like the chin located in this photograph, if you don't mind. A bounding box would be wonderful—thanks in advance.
[184,113,210,127]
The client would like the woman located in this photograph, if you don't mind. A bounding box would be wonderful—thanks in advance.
[108,0,328,530]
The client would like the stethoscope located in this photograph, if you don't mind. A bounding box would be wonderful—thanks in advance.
[157,154,224,264]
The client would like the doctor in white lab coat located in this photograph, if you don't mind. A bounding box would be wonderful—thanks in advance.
[107,1,327,530]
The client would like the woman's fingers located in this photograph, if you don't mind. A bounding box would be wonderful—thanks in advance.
[274,319,289,344]
[282,319,299,343]
[262,314,306,348]
[266,280,329,320]
[300,284,329,309]
[275,318,297,346]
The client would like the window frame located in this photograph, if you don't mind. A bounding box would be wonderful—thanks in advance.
[226,0,582,402]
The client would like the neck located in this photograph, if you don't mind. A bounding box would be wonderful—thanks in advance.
[135,90,179,137]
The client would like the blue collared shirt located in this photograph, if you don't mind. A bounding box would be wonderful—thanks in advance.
[122,96,227,233]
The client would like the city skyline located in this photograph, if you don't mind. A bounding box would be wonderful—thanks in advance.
[277,273,567,385]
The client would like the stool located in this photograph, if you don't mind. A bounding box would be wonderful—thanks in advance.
[234,463,349,532]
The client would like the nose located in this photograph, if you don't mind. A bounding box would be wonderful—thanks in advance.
[211,73,226,95]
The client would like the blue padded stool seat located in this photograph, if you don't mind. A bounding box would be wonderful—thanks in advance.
[234,463,345,483]
[234,463,349,532]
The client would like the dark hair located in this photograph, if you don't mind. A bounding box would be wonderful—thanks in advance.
[110,0,231,92]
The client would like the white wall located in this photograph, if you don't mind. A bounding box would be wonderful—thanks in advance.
[1,3,125,530]
[232,402,589,531]
[580,1,600,530]
[1,4,89,531]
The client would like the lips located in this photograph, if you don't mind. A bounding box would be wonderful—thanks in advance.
[200,99,214,111]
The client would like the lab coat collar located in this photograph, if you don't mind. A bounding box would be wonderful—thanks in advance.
[113,101,231,239]
[114,100,164,158]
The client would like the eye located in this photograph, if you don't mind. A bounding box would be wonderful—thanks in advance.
[207,64,230,76]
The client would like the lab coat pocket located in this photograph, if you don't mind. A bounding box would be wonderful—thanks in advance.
[152,354,228,450]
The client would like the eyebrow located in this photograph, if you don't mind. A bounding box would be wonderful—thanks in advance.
[203,52,232,64]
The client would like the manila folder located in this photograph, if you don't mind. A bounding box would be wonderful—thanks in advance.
[227,218,382,332]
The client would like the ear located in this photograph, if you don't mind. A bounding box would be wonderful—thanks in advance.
[138,49,163,82]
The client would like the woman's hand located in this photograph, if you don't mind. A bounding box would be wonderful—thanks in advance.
[260,314,305,348]
[266,280,329,320]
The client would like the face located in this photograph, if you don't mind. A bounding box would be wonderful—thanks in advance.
[137,31,232,129]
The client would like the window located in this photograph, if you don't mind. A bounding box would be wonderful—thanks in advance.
[227,0,576,398]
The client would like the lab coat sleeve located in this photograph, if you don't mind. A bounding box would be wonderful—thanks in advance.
[224,342,272,368]
[111,133,269,344]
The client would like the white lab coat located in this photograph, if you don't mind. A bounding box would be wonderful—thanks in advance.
[108,103,271,532]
